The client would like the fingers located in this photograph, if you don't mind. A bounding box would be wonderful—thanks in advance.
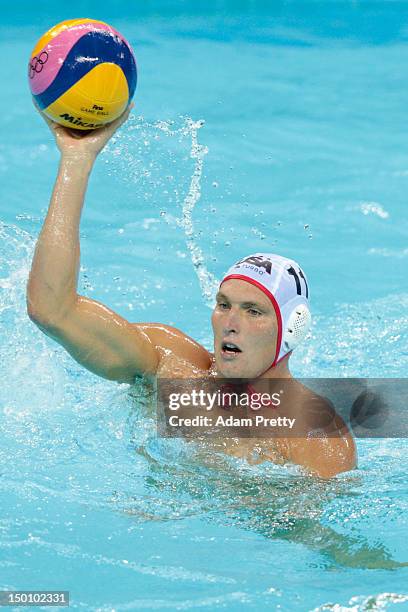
[104,102,135,135]
[34,103,61,134]
[41,113,57,131]
[34,97,134,136]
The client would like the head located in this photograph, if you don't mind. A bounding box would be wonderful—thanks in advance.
[211,253,312,379]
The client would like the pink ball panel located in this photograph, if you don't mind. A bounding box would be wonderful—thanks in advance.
[29,22,128,95]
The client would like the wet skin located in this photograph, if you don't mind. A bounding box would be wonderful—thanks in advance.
[212,279,285,380]
[27,109,356,478]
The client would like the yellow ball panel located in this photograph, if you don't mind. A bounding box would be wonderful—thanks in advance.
[43,63,129,130]
[30,18,108,58]
[76,63,129,104]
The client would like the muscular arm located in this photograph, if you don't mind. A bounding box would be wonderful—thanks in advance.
[27,155,92,323]
[26,108,207,383]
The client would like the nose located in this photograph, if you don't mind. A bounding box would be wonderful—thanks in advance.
[222,306,240,335]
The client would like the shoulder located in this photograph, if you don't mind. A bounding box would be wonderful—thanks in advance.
[289,385,357,479]
[131,322,212,372]
[298,429,357,479]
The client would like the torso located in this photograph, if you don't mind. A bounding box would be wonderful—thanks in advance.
[153,350,293,465]
[135,323,356,476]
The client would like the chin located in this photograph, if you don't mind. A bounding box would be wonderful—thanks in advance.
[215,359,248,380]
[218,359,273,381]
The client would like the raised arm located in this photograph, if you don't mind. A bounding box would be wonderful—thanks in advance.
[26,106,161,383]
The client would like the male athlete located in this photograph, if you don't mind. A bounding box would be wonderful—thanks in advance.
[26,107,356,479]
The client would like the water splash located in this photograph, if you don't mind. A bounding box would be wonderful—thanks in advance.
[360,201,389,219]
[295,293,408,377]
[178,119,219,307]
[105,115,220,307]
[313,592,408,612]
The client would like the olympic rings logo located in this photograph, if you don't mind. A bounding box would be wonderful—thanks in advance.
[28,51,48,79]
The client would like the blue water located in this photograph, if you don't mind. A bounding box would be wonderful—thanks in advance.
[1,1,408,610]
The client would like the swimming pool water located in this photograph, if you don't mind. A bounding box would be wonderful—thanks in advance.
[1,1,408,610]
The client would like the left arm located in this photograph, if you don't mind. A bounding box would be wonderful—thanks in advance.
[289,411,357,479]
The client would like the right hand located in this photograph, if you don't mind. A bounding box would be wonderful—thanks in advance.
[36,102,134,161]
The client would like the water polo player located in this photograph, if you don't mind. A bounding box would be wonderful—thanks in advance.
[26,108,356,479]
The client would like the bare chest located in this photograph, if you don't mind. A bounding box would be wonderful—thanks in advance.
[155,353,290,465]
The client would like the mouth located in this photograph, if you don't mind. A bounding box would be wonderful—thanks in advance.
[220,341,242,359]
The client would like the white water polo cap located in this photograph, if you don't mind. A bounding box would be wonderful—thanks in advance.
[220,253,312,366]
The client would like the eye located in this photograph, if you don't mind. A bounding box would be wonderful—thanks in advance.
[248,308,262,316]
[217,301,229,310]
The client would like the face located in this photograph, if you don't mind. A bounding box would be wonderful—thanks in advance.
[211,279,278,379]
